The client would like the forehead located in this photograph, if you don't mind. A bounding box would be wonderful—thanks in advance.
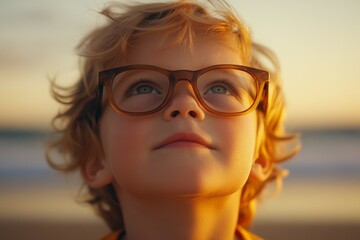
[123,31,243,70]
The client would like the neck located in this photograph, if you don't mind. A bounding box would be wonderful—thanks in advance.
[118,191,241,240]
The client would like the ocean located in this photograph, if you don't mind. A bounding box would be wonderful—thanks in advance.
[283,129,360,180]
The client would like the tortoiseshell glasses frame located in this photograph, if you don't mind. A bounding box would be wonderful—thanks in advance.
[95,64,269,120]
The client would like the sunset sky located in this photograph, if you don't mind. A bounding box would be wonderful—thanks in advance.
[1,0,359,130]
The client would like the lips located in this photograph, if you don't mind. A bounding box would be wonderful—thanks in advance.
[153,132,215,150]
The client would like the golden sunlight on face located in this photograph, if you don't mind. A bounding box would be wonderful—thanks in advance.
[99,31,257,198]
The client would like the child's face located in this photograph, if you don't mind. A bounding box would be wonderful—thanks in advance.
[98,31,257,198]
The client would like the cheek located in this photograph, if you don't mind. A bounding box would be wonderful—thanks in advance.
[213,113,257,186]
[100,114,153,189]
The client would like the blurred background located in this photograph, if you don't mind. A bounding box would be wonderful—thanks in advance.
[1,0,359,239]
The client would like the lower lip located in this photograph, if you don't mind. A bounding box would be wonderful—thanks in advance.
[160,141,208,148]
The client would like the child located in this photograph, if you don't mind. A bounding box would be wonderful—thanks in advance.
[47,0,299,239]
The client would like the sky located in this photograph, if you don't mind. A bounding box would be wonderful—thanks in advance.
[0,0,360,130]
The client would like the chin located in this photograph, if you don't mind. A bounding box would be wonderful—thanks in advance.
[122,169,243,200]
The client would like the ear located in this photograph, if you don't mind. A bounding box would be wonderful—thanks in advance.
[250,138,273,182]
[81,157,113,189]
[250,126,271,181]
[250,160,271,182]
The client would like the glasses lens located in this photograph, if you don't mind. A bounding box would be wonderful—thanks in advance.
[197,68,258,113]
[111,69,169,112]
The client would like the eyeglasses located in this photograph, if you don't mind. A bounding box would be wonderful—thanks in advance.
[96,64,269,120]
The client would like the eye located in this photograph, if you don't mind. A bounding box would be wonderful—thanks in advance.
[132,85,158,95]
[126,80,162,96]
[205,85,230,95]
[204,80,239,96]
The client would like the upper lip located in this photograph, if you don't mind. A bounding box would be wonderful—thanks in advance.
[153,132,215,150]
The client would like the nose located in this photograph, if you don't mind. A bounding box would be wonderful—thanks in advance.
[163,81,205,121]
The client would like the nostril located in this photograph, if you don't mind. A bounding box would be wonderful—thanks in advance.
[170,110,197,118]
[171,111,180,118]
[189,111,197,118]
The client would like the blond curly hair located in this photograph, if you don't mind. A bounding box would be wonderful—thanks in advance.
[47,0,299,232]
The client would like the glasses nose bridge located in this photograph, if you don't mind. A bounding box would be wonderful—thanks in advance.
[172,70,196,84]
[168,69,199,102]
